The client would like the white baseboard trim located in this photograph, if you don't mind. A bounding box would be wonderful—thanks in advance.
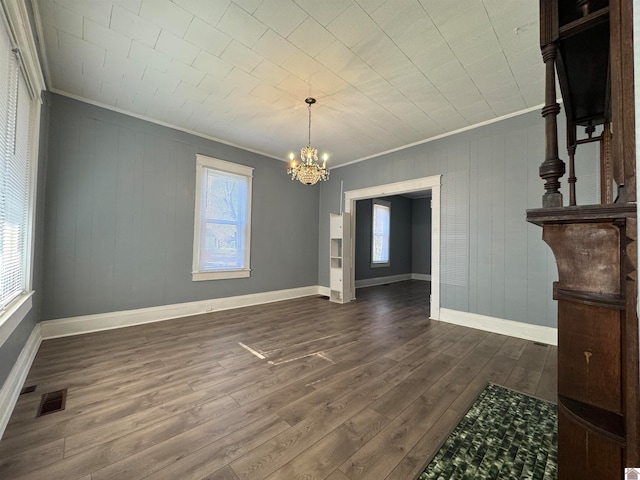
[318,286,331,297]
[411,273,431,281]
[41,286,322,339]
[439,308,558,346]
[0,323,42,440]
[355,274,412,288]
[354,273,431,288]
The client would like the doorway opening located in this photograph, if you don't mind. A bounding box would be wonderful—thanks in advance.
[344,175,441,320]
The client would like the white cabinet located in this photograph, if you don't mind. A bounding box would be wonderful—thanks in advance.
[329,213,350,303]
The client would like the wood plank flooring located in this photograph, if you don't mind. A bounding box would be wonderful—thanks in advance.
[0,281,557,480]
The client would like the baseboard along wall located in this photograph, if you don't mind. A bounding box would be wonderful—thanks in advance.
[439,307,558,346]
[40,286,321,339]
[0,323,42,440]
[354,273,431,288]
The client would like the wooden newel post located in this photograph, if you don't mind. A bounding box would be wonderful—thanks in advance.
[540,43,565,208]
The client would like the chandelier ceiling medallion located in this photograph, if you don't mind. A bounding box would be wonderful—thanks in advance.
[287,97,330,185]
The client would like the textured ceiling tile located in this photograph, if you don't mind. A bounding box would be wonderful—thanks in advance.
[139,0,194,37]
[392,17,439,58]
[481,81,522,103]
[96,80,119,104]
[293,0,351,27]
[427,60,467,86]
[250,83,285,103]
[412,41,456,76]
[277,74,317,100]
[231,0,262,14]
[305,68,347,96]
[452,30,502,66]
[251,59,290,87]
[418,0,468,26]
[217,3,267,47]
[280,49,324,82]
[82,56,125,85]
[370,0,427,39]
[57,30,106,71]
[175,82,209,103]
[110,5,160,48]
[326,3,379,48]
[489,94,527,115]
[252,29,298,66]
[288,17,335,58]
[129,40,171,71]
[155,29,200,65]
[173,0,231,26]
[53,0,112,27]
[166,60,206,85]
[224,67,261,93]
[44,2,82,37]
[112,0,141,14]
[184,18,232,57]
[254,0,308,37]
[142,67,180,95]
[192,51,233,78]
[220,40,263,72]
[83,18,132,57]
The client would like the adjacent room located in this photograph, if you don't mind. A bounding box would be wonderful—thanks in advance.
[0,0,637,479]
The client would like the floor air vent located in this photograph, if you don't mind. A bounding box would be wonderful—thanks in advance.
[36,389,67,417]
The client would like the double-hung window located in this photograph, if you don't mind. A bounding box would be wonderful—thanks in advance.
[0,14,37,328]
[371,199,390,267]
[192,155,253,281]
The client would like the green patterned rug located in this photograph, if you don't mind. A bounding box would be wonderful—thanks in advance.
[418,384,557,480]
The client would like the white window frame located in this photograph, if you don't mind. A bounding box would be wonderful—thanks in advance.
[192,154,253,281]
[0,1,44,347]
[371,198,391,267]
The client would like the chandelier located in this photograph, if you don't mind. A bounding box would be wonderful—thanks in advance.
[287,97,329,185]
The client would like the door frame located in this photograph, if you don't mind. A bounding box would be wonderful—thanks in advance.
[344,175,441,320]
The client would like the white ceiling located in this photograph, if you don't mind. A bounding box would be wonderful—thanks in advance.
[33,0,543,167]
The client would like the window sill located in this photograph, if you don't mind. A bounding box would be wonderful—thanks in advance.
[0,291,34,347]
[371,262,390,268]
[192,269,251,281]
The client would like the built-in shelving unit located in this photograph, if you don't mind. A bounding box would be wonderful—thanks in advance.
[329,213,351,304]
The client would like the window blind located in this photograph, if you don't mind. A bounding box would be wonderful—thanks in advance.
[0,22,31,310]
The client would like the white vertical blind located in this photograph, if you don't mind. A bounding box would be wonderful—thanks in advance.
[0,21,32,310]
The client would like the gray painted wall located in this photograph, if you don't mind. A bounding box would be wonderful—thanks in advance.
[318,109,599,328]
[354,196,412,280]
[42,94,319,320]
[0,92,50,388]
[411,197,431,275]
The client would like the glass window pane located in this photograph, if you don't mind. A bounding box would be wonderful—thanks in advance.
[201,222,243,269]
[372,203,390,264]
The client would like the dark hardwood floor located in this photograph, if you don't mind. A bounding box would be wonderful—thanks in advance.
[0,281,557,480]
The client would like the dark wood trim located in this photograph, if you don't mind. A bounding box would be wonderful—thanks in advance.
[558,6,609,39]
[558,395,625,444]
[553,284,625,309]
[526,203,636,226]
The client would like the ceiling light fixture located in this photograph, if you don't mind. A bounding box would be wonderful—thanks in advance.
[287,97,329,185]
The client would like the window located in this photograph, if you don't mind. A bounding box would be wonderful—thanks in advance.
[371,199,390,267]
[0,22,35,313]
[192,155,253,281]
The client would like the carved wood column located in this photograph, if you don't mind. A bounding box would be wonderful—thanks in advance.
[540,43,565,207]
